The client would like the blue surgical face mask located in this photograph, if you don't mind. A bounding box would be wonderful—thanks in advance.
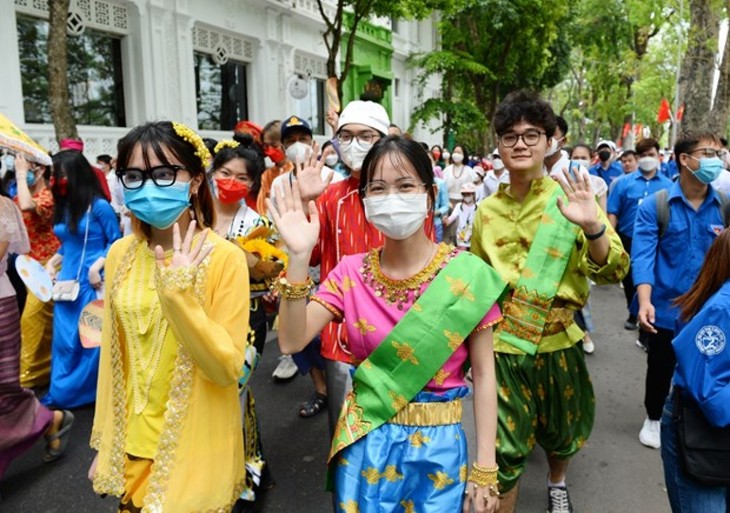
[123,181,191,230]
[26,171,36,186]
[690,156,724,184]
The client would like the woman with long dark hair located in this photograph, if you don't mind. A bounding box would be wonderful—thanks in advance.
[661,229,730,511]
[41,151,120,408]
[209,138,272,508]
[89,121,250,512]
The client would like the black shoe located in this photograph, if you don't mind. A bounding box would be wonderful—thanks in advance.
[624,319,638,330]
[546,486,574,513]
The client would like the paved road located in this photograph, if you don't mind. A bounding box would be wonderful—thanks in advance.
[1,284,671,512]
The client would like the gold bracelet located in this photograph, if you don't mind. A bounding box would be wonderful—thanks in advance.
[272,273,313,300]
[468,462,499,488]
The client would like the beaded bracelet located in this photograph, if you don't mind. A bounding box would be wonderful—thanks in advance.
[468,462,499,489]
[272,273,313,300]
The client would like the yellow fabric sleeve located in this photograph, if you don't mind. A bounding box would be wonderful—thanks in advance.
[91,236,130,449]
[155,236,249,387]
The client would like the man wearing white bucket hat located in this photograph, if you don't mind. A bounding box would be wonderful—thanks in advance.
[294,100,391,439]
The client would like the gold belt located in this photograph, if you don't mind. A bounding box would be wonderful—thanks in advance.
[387,399,462,426]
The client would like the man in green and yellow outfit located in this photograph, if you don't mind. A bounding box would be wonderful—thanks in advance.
[470,91,629,513]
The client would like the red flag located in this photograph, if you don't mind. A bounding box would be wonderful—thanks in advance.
[676,103,685,121]
[622,123,631,138]
[657,98,672,123]
[634,123,643,136]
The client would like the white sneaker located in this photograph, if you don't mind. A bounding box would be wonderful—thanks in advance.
[639,418,661,449]
[272,355,298,380]
[582,339,595,354]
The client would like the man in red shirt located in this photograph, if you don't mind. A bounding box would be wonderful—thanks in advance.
[297,101,435,441]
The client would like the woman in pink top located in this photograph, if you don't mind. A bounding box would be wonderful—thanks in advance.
[270,136,505,513]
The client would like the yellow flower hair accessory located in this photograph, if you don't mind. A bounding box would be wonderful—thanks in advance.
[213,139,240,155]
[172,121,212,169]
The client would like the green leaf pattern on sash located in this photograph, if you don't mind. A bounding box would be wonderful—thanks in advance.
[498,187,579,355]
[327,252,506,468]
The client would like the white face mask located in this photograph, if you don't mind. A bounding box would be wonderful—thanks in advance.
[340,140,373,171]
[637,156,659,173]
[285,141,312,164]
[492,159,505,171]
[462,194,475,204]
[363,193,428,240]
[442,151,451,161]
[324,154,339,167]
[451,153,464,164]
[571,158,591,168]
[545,137,563,158]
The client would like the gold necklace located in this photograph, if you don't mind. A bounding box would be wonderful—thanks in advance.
[360,242,453,310]
[117,244,169,415]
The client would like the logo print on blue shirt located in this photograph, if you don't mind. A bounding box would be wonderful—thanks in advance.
[695,325,726,356]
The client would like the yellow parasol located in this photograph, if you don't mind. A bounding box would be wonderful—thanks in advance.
[0,113,52,166]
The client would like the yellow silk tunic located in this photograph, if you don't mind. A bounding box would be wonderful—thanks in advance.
[91,232,250,512]
[471,177,629,354]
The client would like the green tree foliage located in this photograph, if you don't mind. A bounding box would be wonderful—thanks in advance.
[409,0,572,152]
[317,0,460,107]
[410,0,705,151]
[678,0,728,135]
[555,0,678,146]
[18,14,125,129]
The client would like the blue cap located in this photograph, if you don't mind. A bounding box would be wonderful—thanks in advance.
[280,115,312,141]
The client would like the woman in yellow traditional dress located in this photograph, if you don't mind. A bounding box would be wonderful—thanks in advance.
[88,121,250,512]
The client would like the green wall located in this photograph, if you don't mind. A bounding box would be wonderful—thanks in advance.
[341,14,394,117]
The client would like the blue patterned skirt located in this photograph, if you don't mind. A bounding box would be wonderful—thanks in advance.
[334,387,469,513]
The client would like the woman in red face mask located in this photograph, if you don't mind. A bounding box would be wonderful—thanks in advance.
[208,138,274,508]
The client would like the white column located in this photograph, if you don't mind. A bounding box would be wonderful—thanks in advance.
[1,1,27,124]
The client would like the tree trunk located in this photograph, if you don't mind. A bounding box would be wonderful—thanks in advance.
[48,0,78,141]
[677,0,720,134]
[708,0,730,134]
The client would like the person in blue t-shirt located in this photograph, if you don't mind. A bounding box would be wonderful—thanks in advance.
[631,131,727,451]
[607,138,672,331]
[589,140,623,186]
[661,228,730,512]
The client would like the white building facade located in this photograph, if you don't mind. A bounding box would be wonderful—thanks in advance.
[0,0,443,158]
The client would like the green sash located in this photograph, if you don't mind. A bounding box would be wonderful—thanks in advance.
[499,186,580,355]
[326,251,506,487]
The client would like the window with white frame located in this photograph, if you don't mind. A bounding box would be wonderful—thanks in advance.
[293,53,327,135]
[293,79,326,135]
[15,0,128,126]
[192,25,253,131]
[194,53,249,131]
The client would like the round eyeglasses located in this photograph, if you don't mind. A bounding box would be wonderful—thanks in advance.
[498,130,546,148]
[116,165,186,190]
[337,131,381,145]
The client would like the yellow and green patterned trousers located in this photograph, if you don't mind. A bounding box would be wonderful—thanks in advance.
[494,343,595,492]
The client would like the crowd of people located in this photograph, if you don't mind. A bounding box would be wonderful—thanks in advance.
[0,89,728,513]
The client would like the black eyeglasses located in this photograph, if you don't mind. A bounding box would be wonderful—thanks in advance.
[116,165,186,190]
[688,147,728,160]
[498,130,546,148]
